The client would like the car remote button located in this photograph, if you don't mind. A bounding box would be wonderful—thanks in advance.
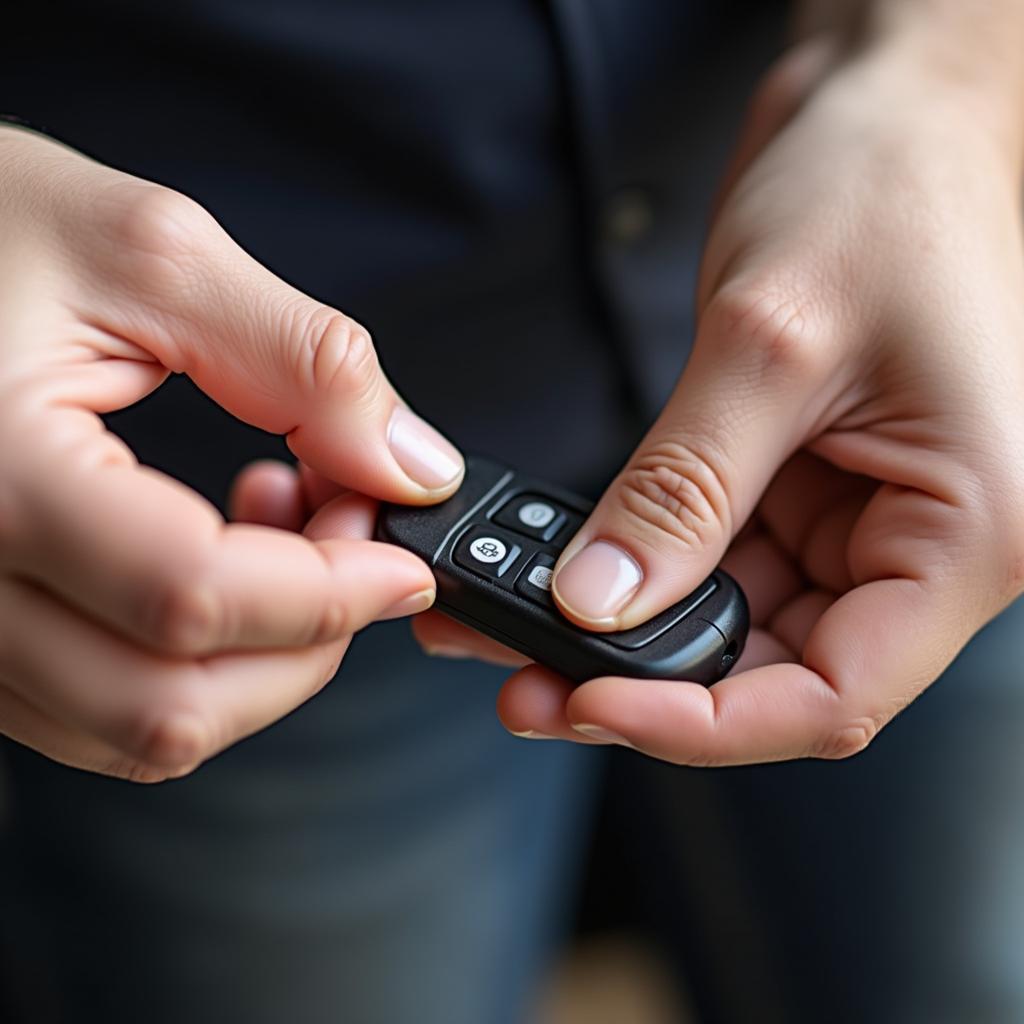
[494,493,568,541]
[515,552,557,607]
[518,502,556,529]
[528,564,553,589]
[454,528,523,580]
[469,536,507,563]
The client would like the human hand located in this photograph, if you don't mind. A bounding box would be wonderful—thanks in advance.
[415,38,1024,763]
[0,125,463,781]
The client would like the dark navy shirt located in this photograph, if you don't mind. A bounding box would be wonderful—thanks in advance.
[1,1,784,498]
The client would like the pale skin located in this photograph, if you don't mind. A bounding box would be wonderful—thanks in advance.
[0,127,466,781]
[3,1,1024,781]
[417,1,1024,763]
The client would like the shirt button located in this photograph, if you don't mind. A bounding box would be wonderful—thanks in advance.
[602,186,655,245]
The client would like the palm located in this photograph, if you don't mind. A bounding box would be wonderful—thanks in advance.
[722,451,875,673]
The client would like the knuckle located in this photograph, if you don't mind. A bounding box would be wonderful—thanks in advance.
[297,309,381,403]
[703,282,826,380]
[106,182,215,257]
[129,701,215,772]
[617,442,732,550]
[812,716,880,760]
[100,183,218,300]
[312,599,350,644]
[146,573,223,654]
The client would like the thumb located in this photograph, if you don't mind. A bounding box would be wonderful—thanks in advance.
[552,288,826,631]
[98,183,463,502]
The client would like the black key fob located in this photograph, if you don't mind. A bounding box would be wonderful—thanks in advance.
[377,456,749,684]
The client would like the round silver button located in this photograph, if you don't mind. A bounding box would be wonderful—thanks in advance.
[469,536,507,564]
[518,502,556,529]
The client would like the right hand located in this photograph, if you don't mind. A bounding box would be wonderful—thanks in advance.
[0,125,464,782]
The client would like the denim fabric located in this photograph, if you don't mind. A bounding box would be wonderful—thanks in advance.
[0,622,602,1024]
[607,598,1024,1024]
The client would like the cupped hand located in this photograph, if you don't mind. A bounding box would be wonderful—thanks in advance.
[415,40,1024,764]
[0,125,463,781]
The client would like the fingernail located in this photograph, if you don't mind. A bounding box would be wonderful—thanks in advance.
[511,730,557,740]
[387,407,464,491]
[424,643,473,660]
[379,588,435,621]
[571,723,633,747]
[553,541,643,625]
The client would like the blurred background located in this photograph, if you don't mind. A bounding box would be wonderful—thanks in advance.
[3,2,1024,1023]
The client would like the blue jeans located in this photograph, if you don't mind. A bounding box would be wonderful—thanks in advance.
[2,602,1023,1023]
[609,597,1024,1024]
[0,622,601,1024]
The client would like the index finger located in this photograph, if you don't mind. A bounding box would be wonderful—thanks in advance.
[6,419,436,655]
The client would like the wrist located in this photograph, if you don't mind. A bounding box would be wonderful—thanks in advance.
[808,36,1024,187]
[798,1,1024,109]
[802,3,1024,179]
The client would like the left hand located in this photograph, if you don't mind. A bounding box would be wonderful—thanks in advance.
[414,37,1024,764]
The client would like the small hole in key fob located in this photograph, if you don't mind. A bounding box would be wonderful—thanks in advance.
[376,456,749,685]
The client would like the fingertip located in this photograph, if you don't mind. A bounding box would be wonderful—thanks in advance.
[377,588,436,622]
[361,539,437,595]
[386,406,465,498]
[496,666,572,735]
[569,723,633,746]
[228,459,304,531]
[551,533,717,633]
[497,667,612,744]
[287,409,464,507]
[309,537,437,634]
[410,609,450,649]
[551,540,644,630]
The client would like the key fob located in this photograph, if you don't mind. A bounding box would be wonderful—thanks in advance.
[376,456,749,684]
